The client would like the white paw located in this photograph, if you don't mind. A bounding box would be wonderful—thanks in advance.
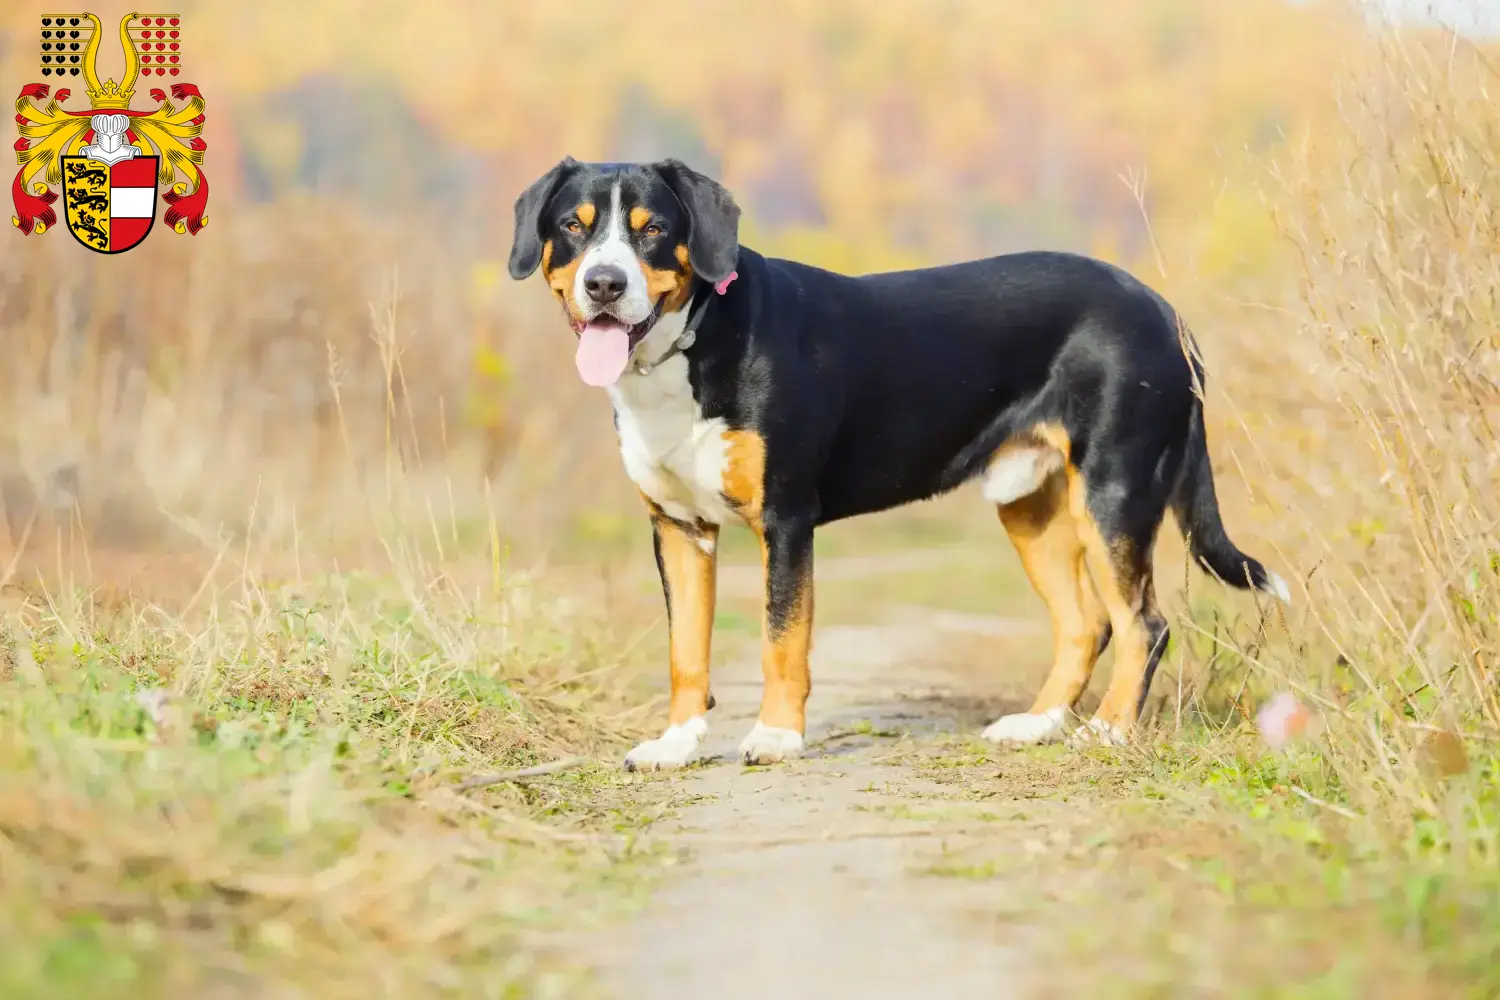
[738,721,804,765]
[981,705,1069,745]
[624,716,706,772]
[1068,716,1129,747]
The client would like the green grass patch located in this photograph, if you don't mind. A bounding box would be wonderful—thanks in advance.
[0,571,658,999]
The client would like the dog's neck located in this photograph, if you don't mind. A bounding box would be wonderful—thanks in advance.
[628,297,694,375]
[623,268,740,379]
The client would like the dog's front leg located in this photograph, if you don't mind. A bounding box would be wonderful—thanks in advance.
[624,511,719,772]
[739,511,815,765]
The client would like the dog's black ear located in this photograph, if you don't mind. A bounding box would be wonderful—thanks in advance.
[508,157,578,280]
[656,159,741,284]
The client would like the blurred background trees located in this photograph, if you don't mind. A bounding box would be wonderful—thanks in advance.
[0,0,1472,562]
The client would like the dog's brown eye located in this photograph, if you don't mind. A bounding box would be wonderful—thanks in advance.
[564,219,583,234]
[643,223,663,237]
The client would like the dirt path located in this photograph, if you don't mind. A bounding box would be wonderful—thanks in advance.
[584,603,1053,999]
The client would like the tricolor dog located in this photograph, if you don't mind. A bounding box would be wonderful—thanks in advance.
[507,157,1288,771]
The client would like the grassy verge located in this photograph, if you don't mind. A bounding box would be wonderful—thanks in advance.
[0,561,661,999]
[896,728,1500,999]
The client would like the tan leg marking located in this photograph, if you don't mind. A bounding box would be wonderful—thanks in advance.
[757,530,813,735]
[654,512,719,726]
[720,428,811,742]
[721,429,767,529]
[1080,533,1158,731]
[1061,460,1161,735]
[998,471,1108,715]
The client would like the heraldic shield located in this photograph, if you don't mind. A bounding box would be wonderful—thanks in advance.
[61,153,160,255]
[12,13,209,248]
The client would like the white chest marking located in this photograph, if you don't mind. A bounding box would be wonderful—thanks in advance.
[607,302,739,525]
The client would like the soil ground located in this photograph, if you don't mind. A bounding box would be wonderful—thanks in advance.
[580,547,1071,999]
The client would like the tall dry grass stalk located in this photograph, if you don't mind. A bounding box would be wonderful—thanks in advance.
[1193,24,1500,841]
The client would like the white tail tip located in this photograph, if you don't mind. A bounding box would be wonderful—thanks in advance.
[1262,571,1292,605]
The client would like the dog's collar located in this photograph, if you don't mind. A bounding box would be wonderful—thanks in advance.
[633,271,738,376]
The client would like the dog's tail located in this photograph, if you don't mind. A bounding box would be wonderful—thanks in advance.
[1170,391,1291,604]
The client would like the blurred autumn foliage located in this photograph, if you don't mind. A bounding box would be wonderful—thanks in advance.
[0,0,1433,560]
[197,0,1353,278]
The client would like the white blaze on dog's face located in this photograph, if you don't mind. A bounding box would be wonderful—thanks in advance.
[505,158,743,388]
[572,182,656,330]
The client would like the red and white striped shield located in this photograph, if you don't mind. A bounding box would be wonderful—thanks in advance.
[60,154,160,254]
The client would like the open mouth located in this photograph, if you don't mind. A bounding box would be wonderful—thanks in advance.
[569,299,665,387]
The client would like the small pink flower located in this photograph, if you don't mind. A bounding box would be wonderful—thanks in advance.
[1257,691,1311,750]
[134,688,172,728]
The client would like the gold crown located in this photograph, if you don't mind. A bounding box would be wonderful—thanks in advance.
[78,12,141,110]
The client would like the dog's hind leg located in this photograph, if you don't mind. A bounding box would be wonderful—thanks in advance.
[984,466,1110,745]
[1067,457,1172,746]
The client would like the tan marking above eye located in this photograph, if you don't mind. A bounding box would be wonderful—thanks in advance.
[629,206,652,231]
[575,202,596,228]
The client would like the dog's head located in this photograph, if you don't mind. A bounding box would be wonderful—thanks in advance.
[507,158,740,387]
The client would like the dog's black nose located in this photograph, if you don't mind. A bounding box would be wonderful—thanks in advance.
[583,264,628,304]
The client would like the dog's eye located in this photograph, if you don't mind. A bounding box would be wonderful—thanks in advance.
[564,219,583,234]
[643,223,663,237]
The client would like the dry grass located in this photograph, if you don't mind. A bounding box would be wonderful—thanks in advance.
[1243,24,1500,802]
[0,198,638,570]
[1170,23,1500,838]
[0,542,665,999]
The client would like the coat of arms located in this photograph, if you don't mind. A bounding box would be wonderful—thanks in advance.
[11,12,208,254]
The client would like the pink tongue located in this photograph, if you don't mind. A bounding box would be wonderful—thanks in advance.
[575,322,631,387]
